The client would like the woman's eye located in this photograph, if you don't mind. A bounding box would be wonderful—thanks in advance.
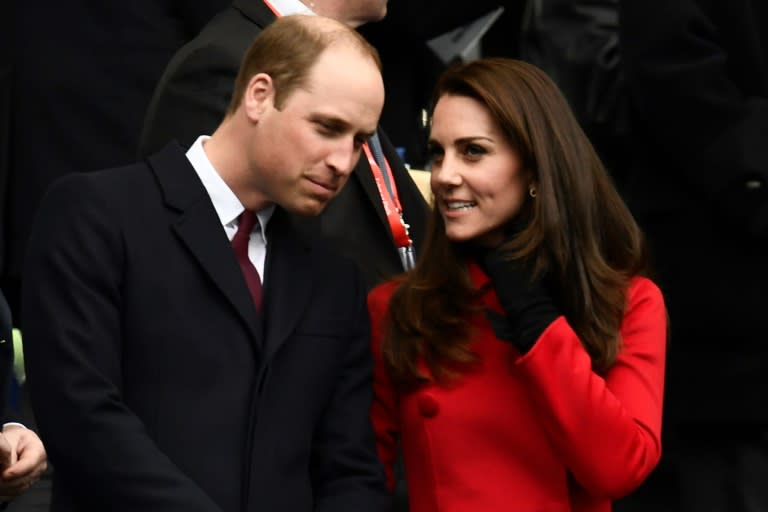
[465,144,486,157]
[426,146,444,165]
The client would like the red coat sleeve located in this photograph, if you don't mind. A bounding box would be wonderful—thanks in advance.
[515,277,667,499]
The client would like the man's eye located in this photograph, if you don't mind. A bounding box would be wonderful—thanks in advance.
[314,120,343,136]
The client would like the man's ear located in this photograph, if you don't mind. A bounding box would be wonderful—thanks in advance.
[243,73,274,122]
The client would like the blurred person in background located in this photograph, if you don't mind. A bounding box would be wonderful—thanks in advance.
[0,289,47,508]
[2,0,230,316]
[619,0,768,510]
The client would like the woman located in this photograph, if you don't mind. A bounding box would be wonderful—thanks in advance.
[368,58,666,512]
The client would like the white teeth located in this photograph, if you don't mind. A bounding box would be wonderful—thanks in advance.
[446,201,476,211]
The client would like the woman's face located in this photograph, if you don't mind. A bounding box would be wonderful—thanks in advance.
[429,94,529,247]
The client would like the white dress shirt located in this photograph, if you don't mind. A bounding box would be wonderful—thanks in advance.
[265,0,315,16]
[186,136,274,278]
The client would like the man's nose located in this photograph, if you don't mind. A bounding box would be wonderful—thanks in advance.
[326,139,360,176]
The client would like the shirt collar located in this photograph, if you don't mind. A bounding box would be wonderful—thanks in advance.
[186,135,275,240]
[265,0,315,16]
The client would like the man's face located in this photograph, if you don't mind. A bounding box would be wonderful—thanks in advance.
[249,43,384,216]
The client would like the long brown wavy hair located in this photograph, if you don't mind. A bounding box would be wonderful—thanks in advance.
[383,58,648,387]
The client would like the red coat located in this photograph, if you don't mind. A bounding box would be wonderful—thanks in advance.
[368,262,666,512]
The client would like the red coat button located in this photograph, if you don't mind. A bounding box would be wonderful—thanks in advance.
[417,394,439,418]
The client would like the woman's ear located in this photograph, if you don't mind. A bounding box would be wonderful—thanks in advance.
[242,73,274,122]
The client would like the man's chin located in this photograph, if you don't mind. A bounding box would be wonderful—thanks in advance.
[285,199,330,217]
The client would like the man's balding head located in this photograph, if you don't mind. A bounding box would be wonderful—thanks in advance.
[228,15,381,115]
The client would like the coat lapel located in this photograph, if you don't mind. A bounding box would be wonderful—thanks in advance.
[147,143,262,346]
[233,0,278,27]
[261,209,313,361]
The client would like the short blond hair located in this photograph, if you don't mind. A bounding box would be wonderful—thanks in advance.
[227,15,381,114]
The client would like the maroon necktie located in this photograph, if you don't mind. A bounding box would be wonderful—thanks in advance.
[231,210,263,311]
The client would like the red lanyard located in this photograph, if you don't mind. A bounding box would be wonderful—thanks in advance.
[362,143,412,248]
[262,0,281,16]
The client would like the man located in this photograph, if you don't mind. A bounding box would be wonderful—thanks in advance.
[0,290,47,504]
[619,0,768,510]
[22,15,390,511]
[139,0,429,290]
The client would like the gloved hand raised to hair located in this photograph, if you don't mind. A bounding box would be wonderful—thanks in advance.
[479,241,560,354]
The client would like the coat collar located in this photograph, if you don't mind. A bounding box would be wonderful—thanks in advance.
[232,0,278,27]
[467,258,492,291]
[148,143,264,348]
[147,142,315,360]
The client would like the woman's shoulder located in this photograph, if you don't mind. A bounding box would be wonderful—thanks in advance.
[623,276,667,328]
[627,276,664,306]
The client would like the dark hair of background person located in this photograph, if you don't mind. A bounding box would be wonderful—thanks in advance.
[382,58,648,387]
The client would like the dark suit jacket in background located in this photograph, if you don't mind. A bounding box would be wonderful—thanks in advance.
[1,0,230,317]
[21,143,390,512]
[0,0,15,289]
[138,0,276,157]
[519,0,629,175]
[620,0,768,425]
[139,0,429,290]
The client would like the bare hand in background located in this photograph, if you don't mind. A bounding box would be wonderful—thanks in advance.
[0,425,47,500]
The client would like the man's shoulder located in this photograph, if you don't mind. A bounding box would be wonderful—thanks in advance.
[45,145,186,206]
[51,161,149,193]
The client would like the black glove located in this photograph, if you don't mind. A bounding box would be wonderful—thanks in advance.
[479,246,560,354]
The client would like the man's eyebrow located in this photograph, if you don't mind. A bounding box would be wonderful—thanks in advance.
[308,114,348,127]
[309,114,376,139]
